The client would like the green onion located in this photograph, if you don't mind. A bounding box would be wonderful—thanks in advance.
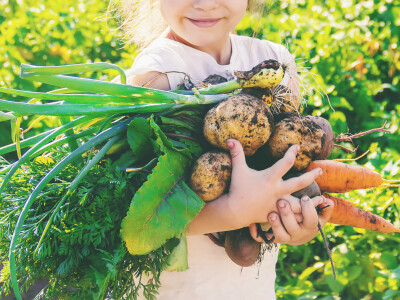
[30,127,98,160]
[0,86,161,105]
[23,74,189,102]
[0,116,92,194]
[0,99,184,116]
[20,62,127,85]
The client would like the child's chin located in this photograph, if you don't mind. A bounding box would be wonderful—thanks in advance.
[184,35,229,49]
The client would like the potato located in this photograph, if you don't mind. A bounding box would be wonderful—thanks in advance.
[241,86,274,106]
[267,115,326,170]
[189,151,232,201]
[224,227,261,267]
[306,115,334,159]
[203,94,275,156]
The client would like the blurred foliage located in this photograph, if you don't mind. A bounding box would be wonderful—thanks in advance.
[0,0,400,299]
[0,0,137,156]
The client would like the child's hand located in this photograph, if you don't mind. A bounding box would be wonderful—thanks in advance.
[187,138,324,236]
[249,195,334,245]
[225,139,323,229]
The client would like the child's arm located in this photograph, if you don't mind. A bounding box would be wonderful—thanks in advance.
[130,71,170,90]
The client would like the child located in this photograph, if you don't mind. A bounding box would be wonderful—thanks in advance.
[111,0,334,298]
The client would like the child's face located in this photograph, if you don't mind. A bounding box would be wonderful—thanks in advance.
[160,0,247,48]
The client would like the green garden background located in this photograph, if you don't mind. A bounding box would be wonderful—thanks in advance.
[1,0,399,299]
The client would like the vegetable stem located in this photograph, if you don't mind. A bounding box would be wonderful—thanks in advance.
[0,86,159,104]
[23,74,189,102]
[0,99,183,117]
[20,62,127,84]
[0,116,92,195]
[197,80,242,94]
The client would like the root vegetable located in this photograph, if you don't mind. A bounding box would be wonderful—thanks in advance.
[198,60,285,94]
[289,177,321,199]
[267,115,326,170]
[224,227,261,267]
[203,94,275,156]
[241,87,274,106]
[306,116,334,159]
[323,194,400,233]
[306,160,386,193]
[189,151,232,201]
[234,59,285,89]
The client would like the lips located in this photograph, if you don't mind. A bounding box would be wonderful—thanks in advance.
[187,18,221,28]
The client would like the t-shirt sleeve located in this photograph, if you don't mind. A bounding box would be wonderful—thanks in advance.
[111,51,166,84]
[111,46,187,90]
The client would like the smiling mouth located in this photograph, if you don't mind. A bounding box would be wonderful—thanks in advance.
[187,18,221,28]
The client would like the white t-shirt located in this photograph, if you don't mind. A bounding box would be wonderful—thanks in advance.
[125,34,295,91]
[125,34,295,300]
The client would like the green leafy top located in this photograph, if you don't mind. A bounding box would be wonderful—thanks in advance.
[121,117,204,256]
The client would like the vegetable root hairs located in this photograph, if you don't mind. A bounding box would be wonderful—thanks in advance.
[269,84,300,115]
[334,121,391,142]
[279,36,334,113]
[255,243,279,278]
[267,37,333,117]
[334,150,370,162]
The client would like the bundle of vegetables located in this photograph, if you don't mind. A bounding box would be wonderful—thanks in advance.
[0,61,289,299]
[0,59,398,299]
[188,96,400,270]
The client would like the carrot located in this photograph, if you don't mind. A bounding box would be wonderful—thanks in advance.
[306,160,394,193]
[323,194,400,233]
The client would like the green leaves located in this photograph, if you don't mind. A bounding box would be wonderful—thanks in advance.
[121,117,204,255]
[126,117,154,163]
[164,234,189,272]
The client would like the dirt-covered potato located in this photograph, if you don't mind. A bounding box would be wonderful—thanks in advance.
[189,151,232,201]
[267,115,326,170]
[224,227,261,267]
[203,94,275,156]
[241,87,274,106]
[306,115,334,159]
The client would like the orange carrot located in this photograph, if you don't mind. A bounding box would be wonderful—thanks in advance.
[323,193,400,234]
[306,160,386,193]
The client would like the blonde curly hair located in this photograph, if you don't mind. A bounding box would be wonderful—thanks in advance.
[107,0,268,49]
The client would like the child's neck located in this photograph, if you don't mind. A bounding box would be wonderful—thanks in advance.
[162,29,232,65]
